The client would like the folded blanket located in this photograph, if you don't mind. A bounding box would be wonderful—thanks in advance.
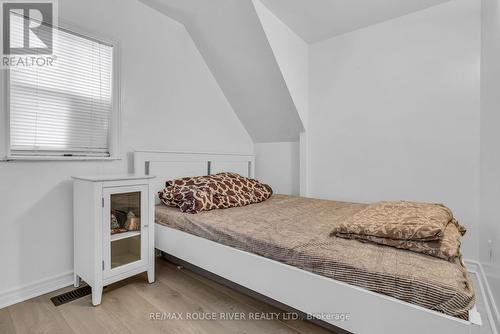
[330,201,455,241]
[335,219,465,261]
[159,173,273,214]
[330,201,466,261]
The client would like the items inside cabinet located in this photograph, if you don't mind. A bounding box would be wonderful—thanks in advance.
[109,191,142,268]
[110,192,141,234]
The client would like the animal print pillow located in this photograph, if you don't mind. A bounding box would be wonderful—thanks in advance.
[159,173,273,213]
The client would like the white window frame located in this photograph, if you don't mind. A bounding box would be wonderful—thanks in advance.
[0,20,121,161]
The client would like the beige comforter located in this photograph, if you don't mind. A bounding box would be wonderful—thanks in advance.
[331,201,457,241]
[155,195,475,319]
[330,201,466,261]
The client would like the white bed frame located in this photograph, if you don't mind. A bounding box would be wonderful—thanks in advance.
[134,150,483,334]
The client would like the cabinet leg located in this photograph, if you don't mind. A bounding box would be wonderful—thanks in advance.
[147,267,155,284]
[92,285,103,306]
[73,274,81,288]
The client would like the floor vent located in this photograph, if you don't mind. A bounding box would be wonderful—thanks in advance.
[50,285,92,306]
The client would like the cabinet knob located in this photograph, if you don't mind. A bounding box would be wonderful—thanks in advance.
[144,224,149,228]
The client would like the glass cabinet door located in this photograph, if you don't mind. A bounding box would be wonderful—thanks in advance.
[103,185,148,277]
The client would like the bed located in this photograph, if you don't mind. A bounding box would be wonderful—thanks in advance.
[134,150,482,334]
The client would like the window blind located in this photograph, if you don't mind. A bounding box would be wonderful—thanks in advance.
[9,16,114,157]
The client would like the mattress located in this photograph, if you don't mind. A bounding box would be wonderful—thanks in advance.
[155,194,475,319]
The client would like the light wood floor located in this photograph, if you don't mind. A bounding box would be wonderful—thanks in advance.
[0,258,335,334]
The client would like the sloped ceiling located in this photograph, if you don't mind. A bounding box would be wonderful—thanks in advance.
[253,0,309,128]
[139,0,451,143]
[259,0,450,43]
[140,0,304,143]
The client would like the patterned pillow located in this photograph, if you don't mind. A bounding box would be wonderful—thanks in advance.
[159,173,273,213]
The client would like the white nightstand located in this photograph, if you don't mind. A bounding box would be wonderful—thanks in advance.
[72,175,156,305]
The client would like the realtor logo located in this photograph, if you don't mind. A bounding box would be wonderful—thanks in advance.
[1,0,57,68]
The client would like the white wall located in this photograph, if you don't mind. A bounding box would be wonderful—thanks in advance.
[480,0,500,314]
[255,142,299,195]
[253,0,308,195]
[309,0,480,259]
[0,0,253,302]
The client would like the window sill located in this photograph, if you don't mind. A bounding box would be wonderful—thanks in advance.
[2,155,122,162]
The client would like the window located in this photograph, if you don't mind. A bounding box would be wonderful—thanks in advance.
[5,20,118,159]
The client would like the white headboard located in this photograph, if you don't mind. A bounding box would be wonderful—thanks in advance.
[134,150,255,203]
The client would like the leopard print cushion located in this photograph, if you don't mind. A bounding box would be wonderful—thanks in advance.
[159,173,273,214]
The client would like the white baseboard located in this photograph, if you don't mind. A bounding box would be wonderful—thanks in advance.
[465,259,500,334]
[0,271,73,309]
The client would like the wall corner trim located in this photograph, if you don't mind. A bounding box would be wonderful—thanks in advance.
[465,259,500,334]
[0,271,73,309]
